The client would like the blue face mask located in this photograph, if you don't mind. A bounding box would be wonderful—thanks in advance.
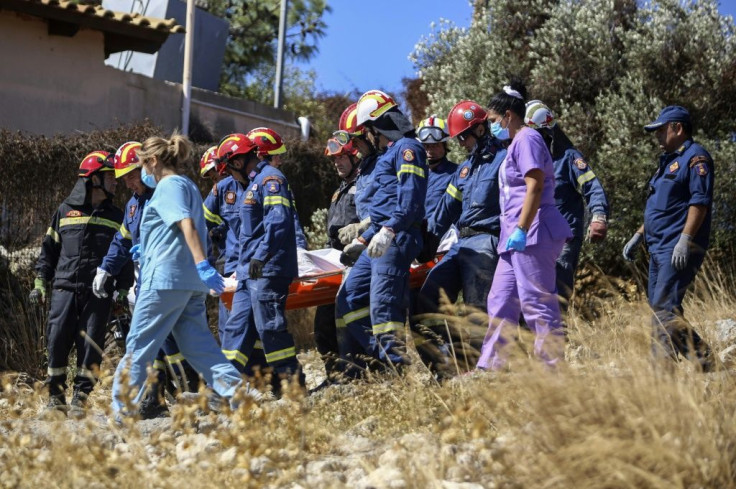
[141,166,157,189]
[490,120,510,141]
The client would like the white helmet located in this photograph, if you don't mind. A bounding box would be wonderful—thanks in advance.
[416,114,450,143]
[355,90,398,126]
[524,100,556,129]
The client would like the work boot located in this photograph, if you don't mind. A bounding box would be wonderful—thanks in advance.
[138,396,169,420]
[68,391,88,419]
[45,394,68,414]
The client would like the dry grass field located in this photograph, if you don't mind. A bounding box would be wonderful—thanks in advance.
[1,268,735,489]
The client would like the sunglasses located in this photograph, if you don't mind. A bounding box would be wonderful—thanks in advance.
[417,126,446,143]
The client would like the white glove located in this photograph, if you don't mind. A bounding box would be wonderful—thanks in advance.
[338,217,371,245]
[92,267,112,299]
[367,227,395,258]
[671,233,692,271]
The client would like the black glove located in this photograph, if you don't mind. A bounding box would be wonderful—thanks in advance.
[29,277,47,305]
[249,258,265,279]
[210,224,227,243]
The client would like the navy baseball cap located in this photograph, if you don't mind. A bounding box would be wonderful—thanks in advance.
[644,105,691,132]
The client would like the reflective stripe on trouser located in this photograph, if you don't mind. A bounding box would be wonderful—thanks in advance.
[335,256,374,375]
[45,287,112,396]
[112,289,242,414]
[648,250,710,364]
[478,240,566,371]
[248,276,299,375]
[220,279,264,375]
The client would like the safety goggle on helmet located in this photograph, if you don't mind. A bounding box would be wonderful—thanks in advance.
[416,115,450,143]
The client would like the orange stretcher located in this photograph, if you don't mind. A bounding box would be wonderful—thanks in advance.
[220,253,445,311]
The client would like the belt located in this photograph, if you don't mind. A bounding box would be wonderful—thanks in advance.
[459,227,498,238]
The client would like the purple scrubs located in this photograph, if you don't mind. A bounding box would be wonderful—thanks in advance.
[478,128,572,370]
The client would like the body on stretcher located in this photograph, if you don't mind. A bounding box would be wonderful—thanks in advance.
[220,250,446,311]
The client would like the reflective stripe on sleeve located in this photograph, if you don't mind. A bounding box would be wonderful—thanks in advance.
[46,227,60,243]
[446,184,462,202]
[397,164,426,179]
[203,204,224,225]
[263,196,291,207]
[577,171,597,188]
[119,223,132,240]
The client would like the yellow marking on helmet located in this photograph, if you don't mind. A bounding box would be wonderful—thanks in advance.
[363,92,395,118]
[120,142,141,163]
[249,131,278,144]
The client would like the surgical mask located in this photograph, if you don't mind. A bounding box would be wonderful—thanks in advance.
[490,120,510,141]
[141,166,157,189]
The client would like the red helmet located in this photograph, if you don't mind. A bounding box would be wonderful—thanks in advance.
[199,146,226,177]
[216,133,258,163]
[246,127,287,158]
[79,151,114,178]
[447,100,487,138]
[339,103,364,136]
[356,90,398,126]
[113,141,142,178]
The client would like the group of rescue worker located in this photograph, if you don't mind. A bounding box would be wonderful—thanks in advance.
[29,81,715,417]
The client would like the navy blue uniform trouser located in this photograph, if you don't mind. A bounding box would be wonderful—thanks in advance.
[314,303,339,375]
[45,287,112,397]
[412,233,499,364]
[648,250,711,366]
[335,228,421,375]
[555,236,583,310]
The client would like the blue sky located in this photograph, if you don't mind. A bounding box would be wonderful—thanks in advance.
[301,0,736,97]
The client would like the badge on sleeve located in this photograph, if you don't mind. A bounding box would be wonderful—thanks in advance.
[459,166,469,179]
[574,158,588,171]
[402,149,416,162]
[669,161,679,173]
[331,190,339,203]
[129,205,137,218]
[696,162,709,176]
[267,181,280,193]
[251,183,258,191]
[225,191,236,204]
[244,191,256,205]
[66,210,82,217]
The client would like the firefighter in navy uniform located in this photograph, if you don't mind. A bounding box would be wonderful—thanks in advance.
[413,101,506,375]
[30,151,134,415]
[524,101,610,309]
[314,120,361,380]
[337,90,428,375]
[202,143,268,376]
[416,115,457,218]
[623,105,714,370]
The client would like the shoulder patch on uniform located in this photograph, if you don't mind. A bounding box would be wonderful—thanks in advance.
[669,161,680,173]
[244,191,256,205]
[251,183,258,191]
[128,204,137,218]
[688,155,709,168]
[402,149,416,162]
[459,166,469,179]
[66,210,82,217]
[331,190,339,203]
[225,191,236,205]
[212,183,218,196]
[696,162,709,176]
[266,180,281,193]
[574,158,588,171]
[263,175,284,184]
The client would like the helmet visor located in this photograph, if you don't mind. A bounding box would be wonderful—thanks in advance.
[417,126,446,143]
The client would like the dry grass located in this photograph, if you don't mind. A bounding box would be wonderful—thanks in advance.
[1,267,736,488]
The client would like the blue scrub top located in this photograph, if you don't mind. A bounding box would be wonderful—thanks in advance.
[138,175,209,293]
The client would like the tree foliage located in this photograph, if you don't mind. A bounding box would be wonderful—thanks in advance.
[411,0,736,273]
[207,0,331,99]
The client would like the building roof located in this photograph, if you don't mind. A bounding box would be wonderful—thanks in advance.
[1,0,185,55]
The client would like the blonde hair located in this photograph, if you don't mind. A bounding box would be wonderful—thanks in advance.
[138,132,192,171]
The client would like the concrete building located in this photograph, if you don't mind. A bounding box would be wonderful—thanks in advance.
[0,0,299,137]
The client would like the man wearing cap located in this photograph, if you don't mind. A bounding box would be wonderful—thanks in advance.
[623,105,714,370]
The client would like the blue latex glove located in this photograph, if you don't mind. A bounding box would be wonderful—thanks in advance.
[130,244,141,261]
[196,260,225,294]
[506,226,527,252]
